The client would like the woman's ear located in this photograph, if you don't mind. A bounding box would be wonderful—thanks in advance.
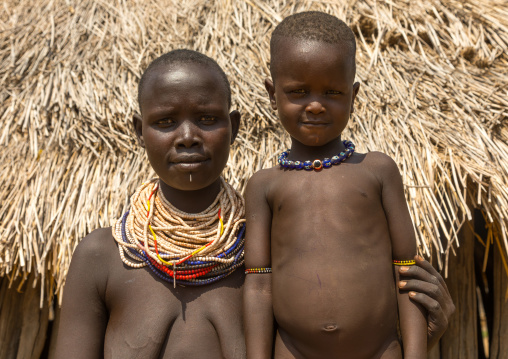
[264,78,277,111]
[132,113,145,147]
[229,110,241,144]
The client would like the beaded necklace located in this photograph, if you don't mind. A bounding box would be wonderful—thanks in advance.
[278,140,355,171]
[113,177,245,286]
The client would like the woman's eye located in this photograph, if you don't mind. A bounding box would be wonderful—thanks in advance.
[156,118,174,126]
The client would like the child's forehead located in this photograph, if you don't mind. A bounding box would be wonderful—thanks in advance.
[272,38,355,76]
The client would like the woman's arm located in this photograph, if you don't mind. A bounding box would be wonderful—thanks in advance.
[398,255,455,349]
[54,229,110,359]
[243,171,274,359]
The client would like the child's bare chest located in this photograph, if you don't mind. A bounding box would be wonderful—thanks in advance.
[266,166,399,355]
[269,165,384,237]
[103,262,245,358]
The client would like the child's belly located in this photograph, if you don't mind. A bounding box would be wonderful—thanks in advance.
[271,243,399,358]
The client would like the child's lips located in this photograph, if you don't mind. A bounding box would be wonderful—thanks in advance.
[301,121,329,126]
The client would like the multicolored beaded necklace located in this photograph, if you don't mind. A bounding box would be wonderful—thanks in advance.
[112,177,245,286]
[278,140,355,171]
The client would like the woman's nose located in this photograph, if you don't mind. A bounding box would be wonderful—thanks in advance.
[175,121,201,148]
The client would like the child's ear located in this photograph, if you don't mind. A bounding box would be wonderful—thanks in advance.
[264,78,277,111]
[350,82,361,114]
[229,110,241,144]
[132,113,145,147]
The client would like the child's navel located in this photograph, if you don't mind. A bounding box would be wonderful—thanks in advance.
[322,323,339,332]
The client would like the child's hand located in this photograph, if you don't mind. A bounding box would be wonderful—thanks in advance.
[398,255,456,349]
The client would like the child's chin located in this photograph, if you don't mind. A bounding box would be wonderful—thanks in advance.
[295,135,340,147]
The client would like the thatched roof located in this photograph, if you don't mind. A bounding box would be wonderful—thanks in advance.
[1,0,507,306]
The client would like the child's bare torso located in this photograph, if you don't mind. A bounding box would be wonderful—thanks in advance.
[264,152,402,359]
[88,230,245,359]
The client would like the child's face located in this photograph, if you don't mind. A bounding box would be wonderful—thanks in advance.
[266,39,359,147]
[134,63,240,192]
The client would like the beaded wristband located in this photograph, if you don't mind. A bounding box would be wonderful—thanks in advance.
[245,267,272,274]
[393,259,416,266]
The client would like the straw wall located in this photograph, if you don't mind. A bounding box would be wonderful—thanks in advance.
[0,0,507,311]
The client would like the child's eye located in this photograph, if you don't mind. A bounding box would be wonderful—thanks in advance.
[199,116,217,124]
[327,90,342,95]
[290,89,306,94]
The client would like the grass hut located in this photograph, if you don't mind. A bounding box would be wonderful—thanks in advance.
[0,0,507,357]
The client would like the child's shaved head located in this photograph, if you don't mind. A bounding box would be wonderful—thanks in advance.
[270,11,356,78]
[138,49,231,111]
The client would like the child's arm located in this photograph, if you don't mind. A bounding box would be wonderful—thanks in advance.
[377,153,427,359]
[398,255,455,349]
[54,229,109,359]
[243,171,274,359]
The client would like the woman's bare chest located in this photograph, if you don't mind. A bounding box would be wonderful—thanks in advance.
[103,266,245,358]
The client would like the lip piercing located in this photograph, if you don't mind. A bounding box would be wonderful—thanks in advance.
[189,172,192,182]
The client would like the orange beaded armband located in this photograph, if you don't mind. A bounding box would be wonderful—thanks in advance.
[393,259,416,266]
[245,267,272,274]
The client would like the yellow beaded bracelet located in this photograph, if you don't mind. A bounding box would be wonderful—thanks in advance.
[393,260,416,266]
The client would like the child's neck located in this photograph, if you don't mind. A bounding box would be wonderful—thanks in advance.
[288,136,346,161]
[159,179,221,214]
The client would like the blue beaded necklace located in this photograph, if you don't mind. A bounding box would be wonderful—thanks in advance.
[278,140,355,171]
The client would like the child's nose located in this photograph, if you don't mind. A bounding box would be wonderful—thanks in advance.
[175,121,201,148]
[305,100,325,114]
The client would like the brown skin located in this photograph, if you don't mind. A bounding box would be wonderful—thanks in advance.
[54,55,454,359]
[399,256,456,349]
[244,39,427,359]
[54,62,244,359]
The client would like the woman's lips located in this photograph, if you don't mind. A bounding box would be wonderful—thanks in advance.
[170,157,209,171]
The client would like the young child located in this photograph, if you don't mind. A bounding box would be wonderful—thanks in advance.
[55,50,246,359]
[244,12,427,359]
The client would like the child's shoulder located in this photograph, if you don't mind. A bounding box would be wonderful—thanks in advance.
[247,166,280,184]
[361,151,397,166]
[245,166,280,198]
[358,151,401,181]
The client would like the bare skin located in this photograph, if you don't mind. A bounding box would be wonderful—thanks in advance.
[55,59,245,359]
[244,38,427,359]
[399,256,456,349]
[56,227,245,359]
[245,153,426,359]
[54,51,453,359]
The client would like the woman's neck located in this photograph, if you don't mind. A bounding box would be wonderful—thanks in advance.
[158,178,222,213]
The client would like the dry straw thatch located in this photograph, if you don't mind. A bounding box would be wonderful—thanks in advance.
[0,0,507,308]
